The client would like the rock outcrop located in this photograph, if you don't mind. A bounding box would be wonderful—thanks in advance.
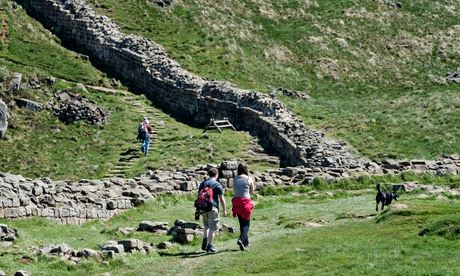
[0,98,7,139]
[25,0,367,173]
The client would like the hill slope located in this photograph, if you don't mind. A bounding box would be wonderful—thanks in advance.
[90,0,460,159]
[0,1,272,180]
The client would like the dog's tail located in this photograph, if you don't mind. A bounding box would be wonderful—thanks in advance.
[376,183,381,193]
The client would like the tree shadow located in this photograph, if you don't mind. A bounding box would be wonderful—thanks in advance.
[158,248,240,259]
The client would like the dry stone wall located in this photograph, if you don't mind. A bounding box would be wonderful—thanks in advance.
[1,156,459,223]
[24,0,368,174]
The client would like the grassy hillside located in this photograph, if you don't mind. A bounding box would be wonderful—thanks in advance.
[90,0,460,160]
[0,2,261,180]
[1,182,459,275]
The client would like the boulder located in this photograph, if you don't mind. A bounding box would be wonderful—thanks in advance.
[9,72,22,91]
[101,243,125,253]
[14,271,29,276]
[15,98,43,112]
[446,68,460,83]
[0,99,8,139]
[118,239,144,252]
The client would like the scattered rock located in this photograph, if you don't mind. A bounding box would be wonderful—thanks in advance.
[383,0,402,9]
[446,68,460,83]
[0,224,19,242]
[138,221,169,233]
[272,87,311,100]
[150,0,174,8]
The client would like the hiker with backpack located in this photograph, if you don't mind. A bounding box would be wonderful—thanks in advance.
[232,163,255,251]
[137,117,152,155]
[195,167,227,253]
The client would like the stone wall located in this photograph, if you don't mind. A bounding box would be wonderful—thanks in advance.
[24,0,366,173]
[1,156,459,223]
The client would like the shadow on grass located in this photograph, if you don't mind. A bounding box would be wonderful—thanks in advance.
[158,248,240,259]
[120,148,139,156]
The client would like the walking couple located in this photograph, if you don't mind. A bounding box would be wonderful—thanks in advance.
[197,163,254,253]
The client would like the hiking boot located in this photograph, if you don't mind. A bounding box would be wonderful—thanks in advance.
[206,244,217,253]
[237,239,245,251]
[201,238,208,251]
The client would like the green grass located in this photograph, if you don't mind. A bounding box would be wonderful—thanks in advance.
[0,80,259,180]
[0,3,103,83]
[0,1,270,180]
[88,0,460,160]
[1,183,460,275]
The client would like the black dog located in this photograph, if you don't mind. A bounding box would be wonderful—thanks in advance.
[376,183,399,211]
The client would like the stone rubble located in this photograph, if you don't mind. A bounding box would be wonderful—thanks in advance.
[0,157,459,223]
[51,90,108,124]
[0,223,19,245]
[168,219,202,244]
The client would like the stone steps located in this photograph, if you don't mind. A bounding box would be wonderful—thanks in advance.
[103,93,168,178]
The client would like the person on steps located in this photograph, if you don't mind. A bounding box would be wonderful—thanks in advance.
[199,168,227,253]
[138,117,152,155]
[232,163,255,251]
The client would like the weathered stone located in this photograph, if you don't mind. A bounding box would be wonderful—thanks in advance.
[284,167,299,177]
[138,221,169,233]
[118,239,144,252]
[0,99,8,139]
[157,241,173,249]
[220,160,238,171]
[179,181,194,191]
[10,72,22,91]
[77,248,100,258]
[101,250,117,258]
[50,243,71,255]
[15,98,43,112]
[14,271,30,276]
[101,243,125,253]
